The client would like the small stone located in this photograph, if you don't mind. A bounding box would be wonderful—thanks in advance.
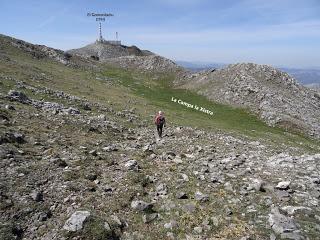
[125,160,139,170]
[142,213,158,223]
[172,155,182,164]
[63,210,91,232]
[193,226,203,234]
[104,222,111,231]
[85,173,97,181]
[195,191,209,202]
[97,114,106,121]
[111,215,123,227]
[225,208,233,216]
[276,181,291,190]
[52,158,68,167]
[65,107,80,114]
[142,144,154,153]
[131,200,153,211]
[313,178,320,184]
[210,216,219,226]
[182,203,196,213]
[275,190,291,201]
[31,190,43,202]
[167,232,175,239]
[156,183,167,192]
[104,185,113,192]
[180,173,189,182]
[103,145,118,152]
[176,192,188,199]
[224,182,233,192]
[5,105,15,110]
[249,179,266,192]
[38,211,50,221]
[311,190,320,199]
[270,233,276,240]
[89,150,97,156]
[93,179,100,185]
[164,220,177,229]
[82,103,91,111]
[239,237,251,240]
[156,183,167,196]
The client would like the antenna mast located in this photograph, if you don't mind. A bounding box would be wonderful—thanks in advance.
[99,23,103,42]
[87,12,120,45]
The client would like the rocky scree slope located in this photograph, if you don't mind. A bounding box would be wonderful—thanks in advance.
[104,55,184,73]
[180,63,320,139]
[1,77,320,240]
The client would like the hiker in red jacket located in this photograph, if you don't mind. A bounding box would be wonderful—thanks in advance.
[154,111,166,138]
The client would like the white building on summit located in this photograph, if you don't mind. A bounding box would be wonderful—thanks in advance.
[96,22,121,46]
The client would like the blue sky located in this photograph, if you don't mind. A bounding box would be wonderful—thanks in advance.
[1,0,320,68]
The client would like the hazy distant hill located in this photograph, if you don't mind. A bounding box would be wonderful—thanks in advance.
[176,60,226,72]
[280,67,320,85]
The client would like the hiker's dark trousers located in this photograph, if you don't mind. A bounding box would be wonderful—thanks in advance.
[157,123,164,138]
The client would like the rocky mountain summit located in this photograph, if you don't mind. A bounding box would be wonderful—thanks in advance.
[67,41,183,73]
[180,63,320,139]
[68,41,153,61]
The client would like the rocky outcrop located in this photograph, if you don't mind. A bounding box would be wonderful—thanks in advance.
[105,55,184,73]
[181,63,320,138]
[5,35,69,64]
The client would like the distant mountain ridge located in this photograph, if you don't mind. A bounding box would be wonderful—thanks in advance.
[280,67,320,85]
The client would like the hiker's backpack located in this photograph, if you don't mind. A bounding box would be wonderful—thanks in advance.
[155,115,165,125]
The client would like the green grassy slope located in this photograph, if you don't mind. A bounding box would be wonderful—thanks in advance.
[102,68,320,150]
[0,35,319,150]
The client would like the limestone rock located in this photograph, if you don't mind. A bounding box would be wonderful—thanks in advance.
[63,211,91,232]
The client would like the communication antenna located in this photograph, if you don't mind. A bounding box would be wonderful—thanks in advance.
[99,23,103,42]
[116,32,118,41]
[87,12,114,42]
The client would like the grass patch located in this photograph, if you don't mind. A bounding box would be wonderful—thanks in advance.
[102,67,320,149]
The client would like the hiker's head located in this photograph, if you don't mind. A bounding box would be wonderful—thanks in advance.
[159,111,163,115]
